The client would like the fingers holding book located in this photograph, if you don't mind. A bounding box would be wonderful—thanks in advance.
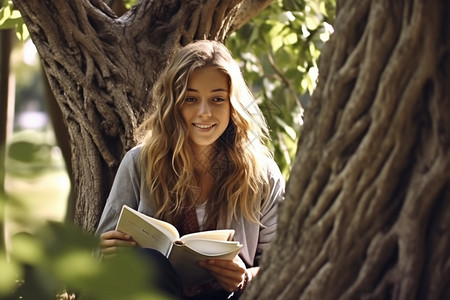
[99,230,137,258]
[198,255,247,292]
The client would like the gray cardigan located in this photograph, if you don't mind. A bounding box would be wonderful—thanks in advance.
[95,145,285,267]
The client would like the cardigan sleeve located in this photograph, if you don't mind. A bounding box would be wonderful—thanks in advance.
[254,158,285,265]
[234,157,285,267]
[95,146,143,235]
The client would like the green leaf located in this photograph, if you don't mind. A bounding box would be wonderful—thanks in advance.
[0,253,22,296]
[0,18,16,28]
[283,32,298,45]
[0,2,22,29]
[282,0,304,11]
[10,233,45,265]
[275,117,297,140]
[53,251,102,285]
[0,1,12,25]
[16,20,30,41]
[305,14,321,30]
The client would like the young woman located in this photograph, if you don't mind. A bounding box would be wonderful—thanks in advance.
[96,40,285,299]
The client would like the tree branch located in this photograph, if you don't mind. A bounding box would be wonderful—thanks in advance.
[229,0,274,32]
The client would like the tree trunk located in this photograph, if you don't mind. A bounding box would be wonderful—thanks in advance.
[0,28,14,252]
[42,66,75,223]
[11,0,273,233]
[42,0,127,224]
[243,0,450,299]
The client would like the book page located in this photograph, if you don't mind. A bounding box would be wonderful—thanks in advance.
[183,239,242,256]
[180,229,235,243]
[115,205,179,257]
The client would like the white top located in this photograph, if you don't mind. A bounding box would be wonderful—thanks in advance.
[196,202,207,230]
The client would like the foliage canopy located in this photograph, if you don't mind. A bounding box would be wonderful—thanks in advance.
[227,0,335,178]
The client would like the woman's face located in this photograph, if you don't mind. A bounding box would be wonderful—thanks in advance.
[181,66,231,152]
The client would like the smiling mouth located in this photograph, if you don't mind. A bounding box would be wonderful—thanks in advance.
[193,123,215,129]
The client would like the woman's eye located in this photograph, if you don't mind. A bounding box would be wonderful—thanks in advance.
[212,97,225,102]
[185,97,196,102]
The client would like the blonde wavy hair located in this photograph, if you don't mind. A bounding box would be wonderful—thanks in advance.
[138,40,272,229]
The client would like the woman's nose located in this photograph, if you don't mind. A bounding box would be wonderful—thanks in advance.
[198,100,212,117]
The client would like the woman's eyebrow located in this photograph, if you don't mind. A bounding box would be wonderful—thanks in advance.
[186,88,228,92]
[212,88,228,92]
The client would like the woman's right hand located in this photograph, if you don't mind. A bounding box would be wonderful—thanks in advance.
[99,230,136,258]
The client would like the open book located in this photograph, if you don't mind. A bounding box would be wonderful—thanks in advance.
[115,205,243,285]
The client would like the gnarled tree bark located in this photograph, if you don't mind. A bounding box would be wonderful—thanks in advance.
[243,0,450,299]
[12,0,272,233]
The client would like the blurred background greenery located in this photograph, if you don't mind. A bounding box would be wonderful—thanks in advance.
[3,38,70,238]
[3,38,70,242]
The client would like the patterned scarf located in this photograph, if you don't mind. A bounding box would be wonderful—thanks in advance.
[173,206,222,298]
[176,206,200,236]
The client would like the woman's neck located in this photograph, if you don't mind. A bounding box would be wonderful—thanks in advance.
[192,145,215,205]
[192,144,214,173]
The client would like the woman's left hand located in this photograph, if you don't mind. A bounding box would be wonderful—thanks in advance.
[199,256,247,292]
